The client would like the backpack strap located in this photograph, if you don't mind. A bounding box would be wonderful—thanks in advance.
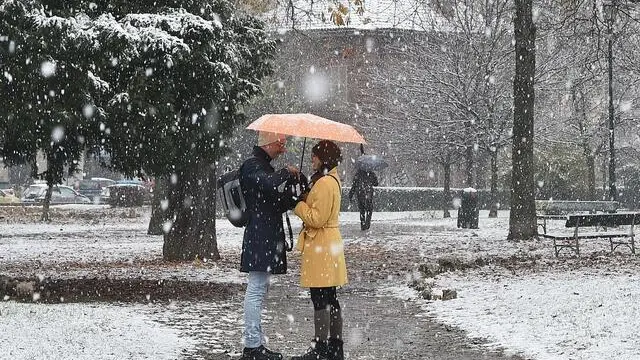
[327,174,340,187]
[327,174,341,218]
[285,213,293,252]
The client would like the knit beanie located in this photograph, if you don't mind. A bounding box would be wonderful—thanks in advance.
[312,140,342,170]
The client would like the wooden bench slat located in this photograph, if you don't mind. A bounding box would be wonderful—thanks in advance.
[565,213,640,228]
[536,200,619,215]
[541,233,629,240]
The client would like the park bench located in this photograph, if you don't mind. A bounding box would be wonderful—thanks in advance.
[540,212,640,257]
[535,200,619,234]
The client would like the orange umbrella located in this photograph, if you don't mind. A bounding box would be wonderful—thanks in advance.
[247,113,366,144]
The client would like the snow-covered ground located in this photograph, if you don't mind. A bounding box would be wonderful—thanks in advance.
[2,207,640,359]
[424,271,640,360]
[1,301,193,359]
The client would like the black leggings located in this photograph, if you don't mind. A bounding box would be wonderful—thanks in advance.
[310,287,341,311]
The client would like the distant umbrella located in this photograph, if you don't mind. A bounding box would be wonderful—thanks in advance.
[355,155,388,172]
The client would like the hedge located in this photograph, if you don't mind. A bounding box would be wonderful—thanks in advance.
[341,187,511,212]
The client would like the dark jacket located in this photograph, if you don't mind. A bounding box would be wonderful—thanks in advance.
[239,146,295,274]
[349,170,378,202]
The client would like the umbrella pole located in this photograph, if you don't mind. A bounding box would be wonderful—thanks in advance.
[299,138,307,170]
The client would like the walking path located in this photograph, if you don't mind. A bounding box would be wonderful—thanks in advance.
[139,224,525,359]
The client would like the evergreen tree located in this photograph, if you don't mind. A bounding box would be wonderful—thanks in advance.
[82,1,275,260]
[0,0,106,220]
[1,1,275,259]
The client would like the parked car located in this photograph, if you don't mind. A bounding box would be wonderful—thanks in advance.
[21,184,91,205]
[103,179,150,207]
[0,189,20,204]
[0,181,15,197]
[75,178,115,203]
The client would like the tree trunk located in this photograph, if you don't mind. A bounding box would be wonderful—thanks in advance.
[607,31,617,202]
[40,165,56,222]
[574,87,597,201]
[489,149,499,218]
[163,162,220,261]
[442,157,451,218]
[602,155,608,194]
[508,0,537,241]
[465,127,474,187]
[148,176,172,235]
[586,154,596,200]
[465,144,473,187]
[41,181,53,222]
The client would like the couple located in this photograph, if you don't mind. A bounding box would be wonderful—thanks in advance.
[239,131,347,360]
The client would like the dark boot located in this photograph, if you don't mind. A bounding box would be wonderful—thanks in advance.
[242,345,283,360]
[327,339,343,360]
[290,340,329,360]
[329,306,342,343]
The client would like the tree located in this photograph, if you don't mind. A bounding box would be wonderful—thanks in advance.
[532,0,640,201]
[532,0,607,201]
[358,0,514,217]
[83,2,276,261]
[427,0,515,217]
[508,0,537,241]
[0,0,106,220]
[15,0,276,260]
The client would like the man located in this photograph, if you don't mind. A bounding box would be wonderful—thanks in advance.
[348,169,378,230]
[239,131,299,360]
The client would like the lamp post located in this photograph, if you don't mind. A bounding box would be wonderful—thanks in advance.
[604,0,617,201]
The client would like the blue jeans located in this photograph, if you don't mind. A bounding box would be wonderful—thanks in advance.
[244,271,271,348]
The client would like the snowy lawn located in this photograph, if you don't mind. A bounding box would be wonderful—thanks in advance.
[3,206,640,359]
[361,210,640,360]
[1,301,193,359]
[423,271,640,360]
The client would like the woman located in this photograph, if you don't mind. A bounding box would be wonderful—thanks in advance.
[292,140,347,360]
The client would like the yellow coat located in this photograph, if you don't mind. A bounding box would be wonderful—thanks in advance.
[294,167,348,288]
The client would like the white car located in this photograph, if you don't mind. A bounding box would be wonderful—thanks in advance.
[21,184,91,205]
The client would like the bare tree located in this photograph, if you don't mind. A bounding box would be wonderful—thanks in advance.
[533,0,640,200]
[357,0,514,217]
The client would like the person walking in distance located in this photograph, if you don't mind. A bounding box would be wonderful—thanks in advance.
[291,140,347,360]
[239,131,300,360]
[348,168,378,230]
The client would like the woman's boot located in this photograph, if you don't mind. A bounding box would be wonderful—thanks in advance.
[291,309,330,360]
[327,338,343,360]
[290,339,329,360]
[328,305,343,360]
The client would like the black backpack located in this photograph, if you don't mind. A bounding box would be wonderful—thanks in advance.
[217,163,306,251]
[217,169,249,227]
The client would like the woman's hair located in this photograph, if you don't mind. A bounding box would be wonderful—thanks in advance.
[312,140,342,172]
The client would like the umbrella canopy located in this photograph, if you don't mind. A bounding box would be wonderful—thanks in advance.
[247,113,366,144]
[355,154,388,172]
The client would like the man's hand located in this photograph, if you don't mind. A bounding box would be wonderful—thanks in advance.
[286,165,300,178]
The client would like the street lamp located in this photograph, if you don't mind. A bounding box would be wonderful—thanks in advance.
[604,0,617,201]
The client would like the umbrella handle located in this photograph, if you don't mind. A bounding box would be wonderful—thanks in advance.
[299,138,307,170]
